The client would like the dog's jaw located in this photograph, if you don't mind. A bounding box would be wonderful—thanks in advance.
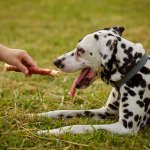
[70,68,98,97]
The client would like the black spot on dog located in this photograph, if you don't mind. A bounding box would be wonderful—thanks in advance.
[116,36,121,41]
[94,34,99,40]
[103,54,107,59]
[140,66,150,74]
[112,30,118,34]
[108,104,118,110]
[139,90,144,99]
[71,53,74,56]
[84,111,94,117]
[124,47,133,55]
[128,121,133,129]
[137,116,142,126]
[134,114,139,122]
[98,113,106,119]
[124,86,136,96]
[123,109,128,113]
[123,103,129,107]
[122,119,127,128]
[58,114,64,119]
[107,33,114,36]
[66,115,73,118]
[136,100,144,108]
[122,96,128,102]
[112,92,116,98]
[123,109,133,119]
[137,121,140,126]
[128,47,133,52]
[106,40,112,47]
[124,49,129,55]
[146,117,150,125]
[90,52,93,56]
[143,115,146,121]
[128,90,136,96]
[126,74,147,88]
[119,53,137,74]
[61,57,66,62]
[143,98,150,112]
[113,101,119,107]
[140,122,144,129]
[147,109,150,114]
[124,93,128,97]
[100,52,103,57]
[134,52,142,59]
[121,43,126,49]
[105,112,114,117]
[110,44,114,51]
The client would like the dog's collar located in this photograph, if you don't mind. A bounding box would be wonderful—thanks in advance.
[114,54,149,88]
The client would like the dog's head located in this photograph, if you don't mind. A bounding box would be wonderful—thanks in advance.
[54,26,125,96]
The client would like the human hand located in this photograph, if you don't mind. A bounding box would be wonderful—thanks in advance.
[0,45,37,75]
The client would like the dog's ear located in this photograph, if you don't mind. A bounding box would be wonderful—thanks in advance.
[113,26,125,36]
[100,37,118,68]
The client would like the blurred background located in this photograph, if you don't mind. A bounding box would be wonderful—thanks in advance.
[0,0,150,68]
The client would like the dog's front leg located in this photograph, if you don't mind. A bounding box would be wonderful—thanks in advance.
[37,122,137,135]
[38,125,102,135]
[32,108,113,120]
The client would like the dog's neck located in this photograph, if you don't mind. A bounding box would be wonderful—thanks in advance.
[101,38,145,86]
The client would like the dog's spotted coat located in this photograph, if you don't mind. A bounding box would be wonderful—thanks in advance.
[36,27,150,135]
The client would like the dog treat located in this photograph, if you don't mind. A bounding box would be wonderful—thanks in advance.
[4,64,61,77]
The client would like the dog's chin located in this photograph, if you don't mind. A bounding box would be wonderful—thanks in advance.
[70,68,98,97]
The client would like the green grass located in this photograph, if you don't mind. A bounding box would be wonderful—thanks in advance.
[0,0,150,149]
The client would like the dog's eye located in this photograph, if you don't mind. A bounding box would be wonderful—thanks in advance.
[76,48,85,57]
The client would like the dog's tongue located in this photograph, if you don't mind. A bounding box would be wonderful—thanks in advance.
[70,68,96,97]
[70,68,89,97]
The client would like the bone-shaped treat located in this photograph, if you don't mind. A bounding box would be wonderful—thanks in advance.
[4,64,61,77]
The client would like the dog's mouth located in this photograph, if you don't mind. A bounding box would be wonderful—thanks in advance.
[70,68,97,97]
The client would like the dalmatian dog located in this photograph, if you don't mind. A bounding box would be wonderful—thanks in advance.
[37,26,150,135]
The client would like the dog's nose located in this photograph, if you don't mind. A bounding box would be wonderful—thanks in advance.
[53,59,62,68]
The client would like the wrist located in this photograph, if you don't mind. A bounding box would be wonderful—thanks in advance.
[0,44,11,61]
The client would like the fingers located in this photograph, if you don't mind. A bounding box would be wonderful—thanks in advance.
[15,61,29,75]
[20,51,38,68]
[23,55,38,68]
